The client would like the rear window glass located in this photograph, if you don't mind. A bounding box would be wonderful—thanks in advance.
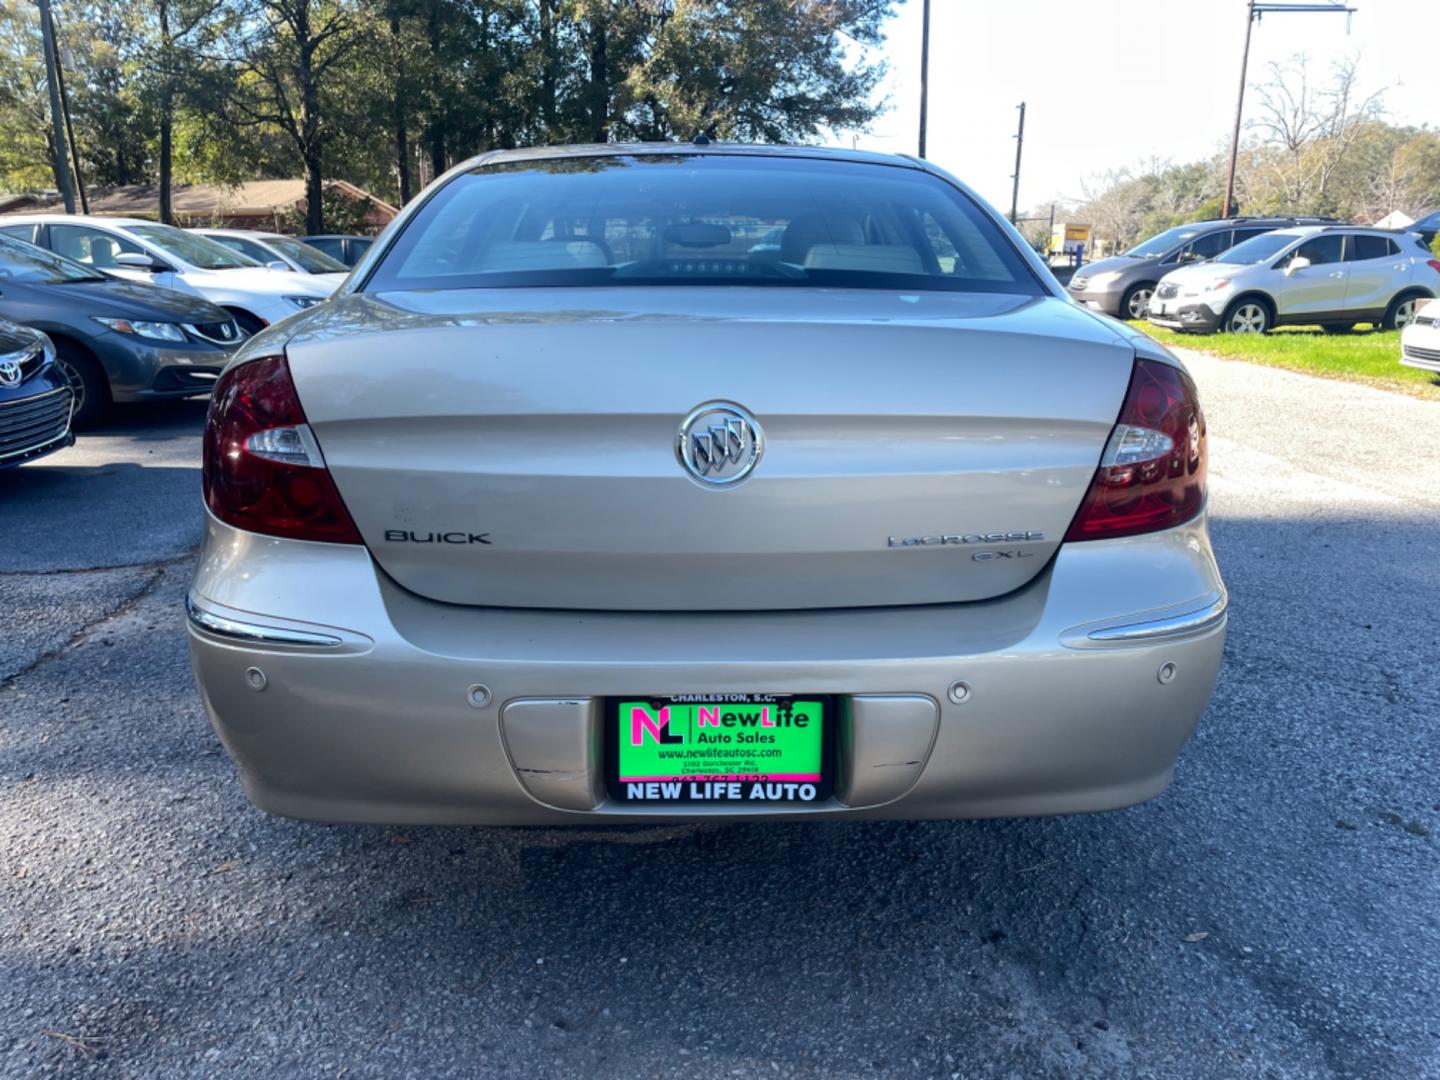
[1347,234,1397,260]
[363,155,1043,295]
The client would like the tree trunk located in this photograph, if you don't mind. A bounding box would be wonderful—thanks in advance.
[305,153,324,235]
[158,3,172,223]
[391,15,411,204]
[539,0,556,137]
[427,2,445,178]
[297,0,324,234]
[586,9,608,143]
[159,94,174,224]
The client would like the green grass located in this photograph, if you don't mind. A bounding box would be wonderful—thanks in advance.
[1128,321,1440,400]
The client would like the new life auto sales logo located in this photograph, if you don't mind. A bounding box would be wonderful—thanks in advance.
[618,695,823,802]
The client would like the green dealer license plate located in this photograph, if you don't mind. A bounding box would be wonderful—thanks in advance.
[606,695,834,804]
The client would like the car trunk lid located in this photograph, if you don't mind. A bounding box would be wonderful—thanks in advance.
[286,288,1135,611]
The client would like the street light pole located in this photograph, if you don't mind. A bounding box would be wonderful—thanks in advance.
[1010,102,1026,225]
[917,0,930,158]
[1220,1,1356,219]
[36,0,75,213]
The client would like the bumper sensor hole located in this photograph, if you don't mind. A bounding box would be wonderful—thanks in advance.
[244,667,267,692]
[466,684,493,709]
[1157,662,1177,685]
[947,680,972,705]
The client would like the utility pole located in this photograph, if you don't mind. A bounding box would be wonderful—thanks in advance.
[1009,102,1026,225]
[49,11,88,214]
[917,0,931,158]
[37,0,75,213]
[1221,1,1356,218]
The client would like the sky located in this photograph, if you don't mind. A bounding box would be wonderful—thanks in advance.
[839,0,1440,213]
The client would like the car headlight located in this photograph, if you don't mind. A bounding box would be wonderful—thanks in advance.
[286,295,324,310]
[1087,271,1122,288]
[92,317,187,342]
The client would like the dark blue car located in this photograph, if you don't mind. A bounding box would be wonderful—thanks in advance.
[0,234,242,427]
[0,319,72,468]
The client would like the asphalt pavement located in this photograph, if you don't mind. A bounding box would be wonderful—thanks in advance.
[1,354,1438,1079]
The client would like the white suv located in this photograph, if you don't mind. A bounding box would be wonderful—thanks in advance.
[1147,226,1439,334]
[0,215,335,335]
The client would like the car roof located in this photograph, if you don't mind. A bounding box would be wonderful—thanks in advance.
[462,141,923,173]
[0,214,162,228]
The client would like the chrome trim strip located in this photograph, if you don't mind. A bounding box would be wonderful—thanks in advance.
[1086,594,1229,643]
[185,595,343,648]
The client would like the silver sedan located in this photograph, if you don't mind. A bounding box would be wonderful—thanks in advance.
[187,143,1225,824]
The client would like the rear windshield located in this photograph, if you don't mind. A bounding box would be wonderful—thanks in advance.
[363,154,1043,295]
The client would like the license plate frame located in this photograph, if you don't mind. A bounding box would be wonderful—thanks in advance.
[604,694,837,805]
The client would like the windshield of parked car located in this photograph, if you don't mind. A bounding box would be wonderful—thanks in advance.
[363,155,1045,295]
[1213,232,1299,265]
[128,224,260,270]
[262,235,348,273]
[1123,226,1205,258]
[0,233,108,284]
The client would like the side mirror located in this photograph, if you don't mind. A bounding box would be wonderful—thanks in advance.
[266,260,290,272]
[114,252,163,271]
[1284,255,1311,277]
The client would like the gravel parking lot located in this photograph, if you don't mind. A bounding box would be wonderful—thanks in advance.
[2,351,1438,1079]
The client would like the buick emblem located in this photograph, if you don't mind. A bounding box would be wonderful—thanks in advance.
[0,356,23,389]
[676,401,764,486]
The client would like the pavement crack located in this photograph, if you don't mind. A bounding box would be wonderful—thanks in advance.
[0,554,191,691]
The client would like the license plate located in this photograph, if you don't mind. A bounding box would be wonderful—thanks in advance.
[606,694,834,804]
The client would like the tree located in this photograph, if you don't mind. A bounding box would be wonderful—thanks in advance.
[1248,53,1387,215]
[617,0,894,142]
[223,0,369,233]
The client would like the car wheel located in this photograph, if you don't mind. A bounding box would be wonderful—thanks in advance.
[52,342,111,429]
[1322,323,1356,334]
[1222,299,1270,334]
[1383,294,1423,331]
[1121,284,1156,321]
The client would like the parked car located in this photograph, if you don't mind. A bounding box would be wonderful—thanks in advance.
[299,234,374,267]
[0,233,243,426]
[1411,210,1440,249]
[1148,226,1440,334]
[195,229,349,286]
[1067,216,1340,320]
[188,143,1225,826]
[0,320,72,467]
[0,216,334,335]
[1399,297,1440,373]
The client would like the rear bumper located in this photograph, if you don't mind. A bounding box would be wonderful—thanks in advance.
[187,512,1227,824]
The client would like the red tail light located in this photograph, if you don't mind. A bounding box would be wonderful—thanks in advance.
[1065,358,1207,541]
[1427,259,1440,274]
[203,355,362,544]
